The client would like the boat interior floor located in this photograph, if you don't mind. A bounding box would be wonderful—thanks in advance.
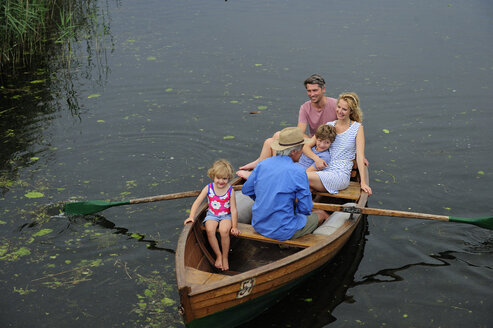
[228,238,301,272]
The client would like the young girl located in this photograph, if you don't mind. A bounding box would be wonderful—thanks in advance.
[184,159,239,271]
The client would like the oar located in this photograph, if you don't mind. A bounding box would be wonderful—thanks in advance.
[64,185,243,215]
[313,203,493,230]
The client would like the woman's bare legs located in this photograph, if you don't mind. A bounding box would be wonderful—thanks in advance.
[306,171,326,192]
[305,165,317,173]
[308,174,330,226]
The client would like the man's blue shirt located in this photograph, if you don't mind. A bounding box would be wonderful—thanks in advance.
[242,155,313,240]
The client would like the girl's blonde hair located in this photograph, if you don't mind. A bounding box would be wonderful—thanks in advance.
[207,159,234,180]
[338,92,363,123]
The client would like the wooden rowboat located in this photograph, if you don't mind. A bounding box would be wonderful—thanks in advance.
[175,164,369,328]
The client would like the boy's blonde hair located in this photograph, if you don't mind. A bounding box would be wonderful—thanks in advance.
[207,159,234,180]
[315,124,336,143]
[338,92,363,123]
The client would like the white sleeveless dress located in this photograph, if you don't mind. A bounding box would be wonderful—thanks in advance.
[316,120,360,194]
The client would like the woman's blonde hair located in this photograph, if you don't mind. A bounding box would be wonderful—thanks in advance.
[207,159,234,180]
[338,92,363,122]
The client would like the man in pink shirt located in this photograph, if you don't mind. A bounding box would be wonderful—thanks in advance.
[298,74,337,138]
[239,74,336,173]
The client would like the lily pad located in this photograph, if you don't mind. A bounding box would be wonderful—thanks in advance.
[25,191,44,198]
[33,229,53,237]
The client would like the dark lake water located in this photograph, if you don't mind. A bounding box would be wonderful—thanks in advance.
[1,0,492,327]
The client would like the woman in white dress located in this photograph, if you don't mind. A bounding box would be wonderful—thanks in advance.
[304,92,372,195]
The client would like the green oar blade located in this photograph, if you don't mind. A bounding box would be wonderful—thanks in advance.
[449,216,493,230]
[64,200,130,215]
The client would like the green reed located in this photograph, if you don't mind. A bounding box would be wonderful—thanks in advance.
[0,0,81,71]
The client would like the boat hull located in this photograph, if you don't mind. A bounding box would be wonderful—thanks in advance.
[176,167,369,327]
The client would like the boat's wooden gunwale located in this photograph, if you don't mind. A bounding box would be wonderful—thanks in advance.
[190,223,355,300]
[187,218,356,298]
[187,220,358,314]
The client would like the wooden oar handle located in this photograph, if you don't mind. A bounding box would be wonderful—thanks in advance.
[312,203,450,221]
[129,185,243,204]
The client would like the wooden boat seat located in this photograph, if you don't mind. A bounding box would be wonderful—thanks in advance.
[312,180,361,201]
[236,223,329,248]
[312,160,361,201]
[201,223,329,248]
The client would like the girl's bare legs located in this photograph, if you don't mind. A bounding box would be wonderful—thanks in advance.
[218,219,232,271]
[204,220,223,270]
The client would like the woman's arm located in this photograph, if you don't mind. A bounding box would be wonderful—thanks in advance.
[184,185,209,224]
[355,125,372,195]
[303,136,327,170]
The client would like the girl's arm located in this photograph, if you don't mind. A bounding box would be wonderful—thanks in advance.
[184,185,209,224]
[355,125,372,195]
[229,189,239,236]
[303,136,327,170]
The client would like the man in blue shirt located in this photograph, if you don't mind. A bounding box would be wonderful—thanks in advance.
[242,127,329,241]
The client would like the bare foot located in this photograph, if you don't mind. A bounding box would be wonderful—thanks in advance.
[214,257,223,270]
[222,257,229,271]
[236,170,252,180]
[239,160,258,170]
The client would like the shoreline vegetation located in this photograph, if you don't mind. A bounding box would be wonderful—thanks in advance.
[1,0,109,74]
[0,0,112,173]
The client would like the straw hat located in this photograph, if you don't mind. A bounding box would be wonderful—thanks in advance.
[270,127,311,151]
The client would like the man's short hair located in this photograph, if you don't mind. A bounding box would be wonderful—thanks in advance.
[304,74,325,89]
[277,144,303,156]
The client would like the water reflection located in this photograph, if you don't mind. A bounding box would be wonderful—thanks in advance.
[355,251,454,285]
[0,0,115,173]
[239,220,493,328]
[83,214,176,253]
